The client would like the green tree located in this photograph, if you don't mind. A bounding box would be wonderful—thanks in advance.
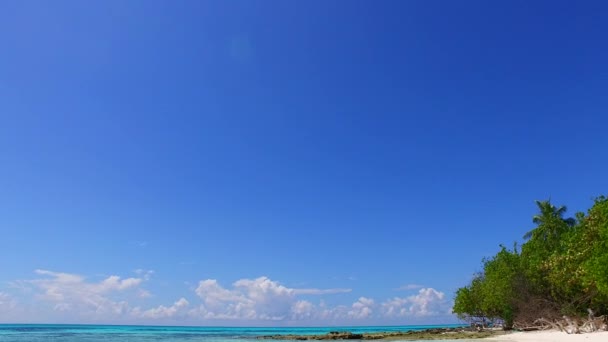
[454,196,608,329]
[453,274,486,324]
[479,245,521,329]
[453,246,521,329]
[523,200,576,242]
[582,196,608,309]
[544,217,589,313]
[521,200,575,296]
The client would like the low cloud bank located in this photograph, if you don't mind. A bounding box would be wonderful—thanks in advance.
[3,270,453,324]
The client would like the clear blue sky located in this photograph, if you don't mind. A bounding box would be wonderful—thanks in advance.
[1,0,607,326]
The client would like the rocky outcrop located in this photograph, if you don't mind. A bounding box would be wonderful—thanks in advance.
[258,332,363,340]
[256,327,500,340]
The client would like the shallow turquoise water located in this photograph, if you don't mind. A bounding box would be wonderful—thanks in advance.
[0,324,467,342]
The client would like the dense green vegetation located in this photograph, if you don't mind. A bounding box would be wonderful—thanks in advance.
[453,196,608,329]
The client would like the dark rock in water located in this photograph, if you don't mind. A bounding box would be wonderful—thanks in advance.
[255,326,498,341]
[256,332,362,340]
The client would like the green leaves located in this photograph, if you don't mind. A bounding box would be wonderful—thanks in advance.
[583,197,608,298]
[479,249,519,327]
[453,247,520,329]
[454,196,608,328]
[453,274,485,322]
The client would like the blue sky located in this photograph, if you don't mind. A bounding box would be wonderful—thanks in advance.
[1,0,607,326]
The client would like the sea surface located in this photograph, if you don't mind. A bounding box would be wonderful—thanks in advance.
[0,324,470,342]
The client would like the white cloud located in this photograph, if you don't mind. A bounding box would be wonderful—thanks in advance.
[348,297,374,319]
[134,269,155,281]
[2,271,455,324]
[23,269,150,320]
[290,300,315,320]
[382,288,451,317]
[194,277,276,320]
[100,275,142,291]
[193,277,352,321]
[137,289,152,298]
[34,269,83,284]
[139,298,189,319]
[0,292,25,322]
[0,292,16,310]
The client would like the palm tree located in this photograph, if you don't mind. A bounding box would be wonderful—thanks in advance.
[523,200,576,241]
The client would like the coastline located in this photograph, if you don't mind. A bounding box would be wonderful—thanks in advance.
[256,327,608,341]
[257,327,503,340]
[2,324,608,342]
[485,330,608,341]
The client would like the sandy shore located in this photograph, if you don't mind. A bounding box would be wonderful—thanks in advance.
[486,330,608,341]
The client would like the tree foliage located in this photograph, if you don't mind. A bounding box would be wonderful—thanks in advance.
[453,275,485,323]
[453,196,608,329]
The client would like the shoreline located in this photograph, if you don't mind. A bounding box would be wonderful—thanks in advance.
[485,330,608,341]
[257,327,503,340]
[257,328,608,341]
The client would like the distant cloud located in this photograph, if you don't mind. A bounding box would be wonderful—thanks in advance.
[0,292,22,322]
[134,269,155,281]
[0,292,16,309]
[138,298,189,319]
[291,300,315,320]
[396,284,424,291]
[192,277,351,321]
[2,271,454,324]
[21,269,150,321]
[382,288,452,317]
[34,269,83,283]
[101,275,143,291]
[137,289,152,298]
[348,297,374,319]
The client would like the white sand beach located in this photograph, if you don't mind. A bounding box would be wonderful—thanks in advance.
[486,330,608,342]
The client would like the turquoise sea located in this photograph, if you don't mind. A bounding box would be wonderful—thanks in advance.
[0,324,469,342]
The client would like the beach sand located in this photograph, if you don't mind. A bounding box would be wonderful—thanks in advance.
[486,330,608,342]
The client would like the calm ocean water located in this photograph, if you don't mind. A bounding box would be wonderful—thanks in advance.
[0,324,468,342]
